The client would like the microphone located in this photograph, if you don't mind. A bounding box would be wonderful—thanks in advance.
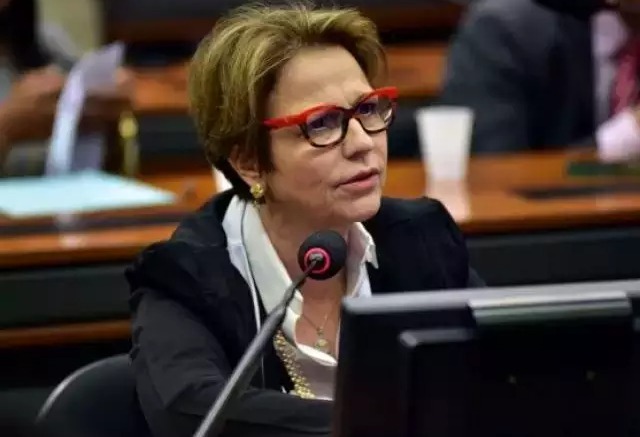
[193,230,348,437]
[532,0,618,18]
[298,230,347,280]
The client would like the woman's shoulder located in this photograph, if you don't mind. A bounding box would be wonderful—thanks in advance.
[368,196,460,235]
[366,196,467,260]
[367,197,476,290]
[126,192,238,304]
[380,196,448,215]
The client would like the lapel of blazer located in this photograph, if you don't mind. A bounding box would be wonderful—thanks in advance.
[364,201,401,295]
[366,251,388,294]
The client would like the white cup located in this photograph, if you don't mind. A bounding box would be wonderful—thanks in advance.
[415,106,474,183]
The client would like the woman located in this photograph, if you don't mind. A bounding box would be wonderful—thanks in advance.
[127,3,484,437]
[0,0,130,176]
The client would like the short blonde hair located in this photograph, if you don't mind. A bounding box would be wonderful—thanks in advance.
[188,1,386,199]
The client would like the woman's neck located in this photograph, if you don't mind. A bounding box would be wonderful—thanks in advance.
[258,202,348,297]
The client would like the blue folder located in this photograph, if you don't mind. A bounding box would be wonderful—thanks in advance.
[0,171,176,218]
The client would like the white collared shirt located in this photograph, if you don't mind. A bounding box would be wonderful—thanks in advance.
[222,195,377,400]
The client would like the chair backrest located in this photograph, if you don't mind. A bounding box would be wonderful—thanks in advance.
[36,354,150,437]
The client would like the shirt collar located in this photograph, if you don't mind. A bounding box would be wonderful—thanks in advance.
[348,222,378,270]
[235,198,377,366]
[241,200,378,312]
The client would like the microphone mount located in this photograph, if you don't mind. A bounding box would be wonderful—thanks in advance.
[193,229,347,437]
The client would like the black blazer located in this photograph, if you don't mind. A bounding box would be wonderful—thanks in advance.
[126,191,484,437]
[439,0,596,154]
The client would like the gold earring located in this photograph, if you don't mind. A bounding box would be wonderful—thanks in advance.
[250,182,265,203]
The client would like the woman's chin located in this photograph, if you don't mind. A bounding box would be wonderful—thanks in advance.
[336,192,382,224]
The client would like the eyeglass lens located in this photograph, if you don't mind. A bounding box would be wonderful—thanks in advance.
[303,94,395,146]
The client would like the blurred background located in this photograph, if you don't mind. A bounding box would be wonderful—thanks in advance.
[40,0,101,52]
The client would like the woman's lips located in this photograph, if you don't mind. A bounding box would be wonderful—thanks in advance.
[337,170,380,193]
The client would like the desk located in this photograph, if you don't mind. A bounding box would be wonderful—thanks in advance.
[2,151,640,348]
[4,152,640,268]
[131,44,446,115]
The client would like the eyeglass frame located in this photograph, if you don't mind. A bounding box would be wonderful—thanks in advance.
[263,86,398,148]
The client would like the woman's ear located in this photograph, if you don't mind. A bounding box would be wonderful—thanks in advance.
[227,148,261,187]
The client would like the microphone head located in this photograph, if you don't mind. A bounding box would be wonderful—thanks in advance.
[297,230,347,281]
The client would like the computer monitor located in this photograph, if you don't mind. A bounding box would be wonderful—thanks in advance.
[333,280,640,437]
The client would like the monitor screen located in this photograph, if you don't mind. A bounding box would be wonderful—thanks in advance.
[333,280,640,437]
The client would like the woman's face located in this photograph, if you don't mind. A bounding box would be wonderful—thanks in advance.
[261,45,389,229]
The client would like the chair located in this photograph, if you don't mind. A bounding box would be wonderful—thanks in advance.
[36,354,151,437]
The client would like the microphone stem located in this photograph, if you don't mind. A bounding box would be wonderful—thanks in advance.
[193,259,320,437]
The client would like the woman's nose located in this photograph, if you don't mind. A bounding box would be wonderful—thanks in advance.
[341,118,375,158]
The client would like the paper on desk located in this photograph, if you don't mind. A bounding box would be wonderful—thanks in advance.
[0,170,176,218]
[45,43,125,176]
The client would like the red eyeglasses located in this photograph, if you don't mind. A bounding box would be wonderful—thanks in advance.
[263,86,398,148]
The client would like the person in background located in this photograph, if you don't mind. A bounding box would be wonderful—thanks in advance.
[0,0,131,176]
[439,0,640,161]
[126,3,483,437]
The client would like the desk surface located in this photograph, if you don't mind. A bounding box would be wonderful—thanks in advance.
[131,44,446,115]
[2,151,640,270]
[4,151,640,348]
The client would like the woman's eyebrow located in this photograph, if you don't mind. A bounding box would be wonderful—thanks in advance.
[348,90,374,106]
[298,89,374,110]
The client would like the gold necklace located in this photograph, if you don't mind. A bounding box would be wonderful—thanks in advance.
[301,285,345,354]
[273,330,315,399]
[301,310,332,354]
